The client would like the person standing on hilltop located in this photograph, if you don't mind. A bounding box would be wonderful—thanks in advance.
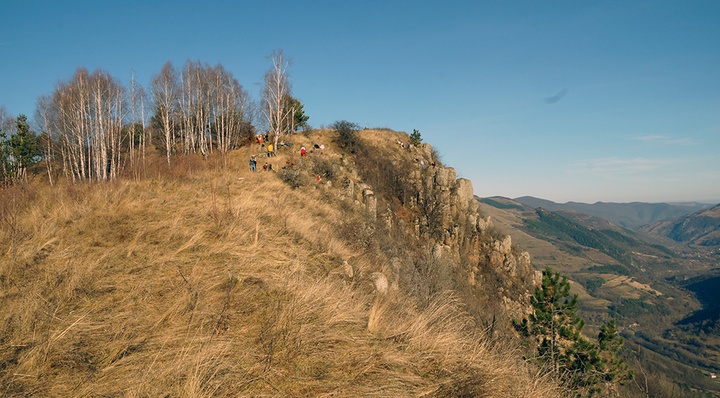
[249,155,257,172]
[267,143,274,157]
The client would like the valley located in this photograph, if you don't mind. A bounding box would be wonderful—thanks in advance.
[477,196,720,396]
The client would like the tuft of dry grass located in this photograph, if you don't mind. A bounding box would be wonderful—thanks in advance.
[0,141,561,397]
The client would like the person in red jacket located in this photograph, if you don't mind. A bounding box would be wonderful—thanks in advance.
[300,146,307,157]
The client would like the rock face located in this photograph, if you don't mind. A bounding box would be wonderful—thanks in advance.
[382,142,535,324]
[341,134,536,328]
[362,188,377,221]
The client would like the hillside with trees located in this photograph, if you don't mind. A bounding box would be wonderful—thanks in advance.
[0,53,674,397]
[1,124,570,396]
[478,196,720,396]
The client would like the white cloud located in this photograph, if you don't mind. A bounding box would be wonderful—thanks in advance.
[567,157,676,175]
[630,135,695,146]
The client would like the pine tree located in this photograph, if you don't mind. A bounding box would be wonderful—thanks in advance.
[284,95,309,131]
[4,114,41,183]
[520,267,629,397]
[598,319,632,386]
[409,129,422,146]
[529,267,585,373]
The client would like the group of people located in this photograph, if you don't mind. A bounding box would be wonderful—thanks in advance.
[249,155,273,172]
[249,141,324,172]
[299,143,325,157]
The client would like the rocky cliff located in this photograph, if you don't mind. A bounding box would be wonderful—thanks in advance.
[339,130,537,331]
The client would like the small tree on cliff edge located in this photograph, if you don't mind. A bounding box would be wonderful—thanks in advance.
[409,129,422,146]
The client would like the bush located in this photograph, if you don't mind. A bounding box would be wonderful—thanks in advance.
[331,120,361,154]
[311,157,335,181]
[277,168,303,189]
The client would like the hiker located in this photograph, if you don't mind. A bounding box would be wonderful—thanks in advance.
[267,143,274,157]
[249,155,257,172]
[300,146,307,157]
[262,162,269,171]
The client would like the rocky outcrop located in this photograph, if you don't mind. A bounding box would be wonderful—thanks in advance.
[340,134,536,326]
[400,143,536,322]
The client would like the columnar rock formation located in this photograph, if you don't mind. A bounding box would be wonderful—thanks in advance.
[351,139,536,325]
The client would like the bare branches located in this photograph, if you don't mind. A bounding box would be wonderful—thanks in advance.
[262,50,293,152]
[151,61,251,165]
[151,62,178,166]
[38,68,126,182]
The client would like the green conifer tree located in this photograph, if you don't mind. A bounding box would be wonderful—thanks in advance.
[409,129,422,146]
[3,114,41,183]
[9,115,40,177]
[598,319,632,386]
[520,267,629,397]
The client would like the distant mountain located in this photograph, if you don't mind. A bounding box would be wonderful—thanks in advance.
[477,197,680,274]
[513,196,712,229]
[477,196,720,395]
[641,204,720,247]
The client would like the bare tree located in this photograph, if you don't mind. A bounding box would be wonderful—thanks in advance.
[35,95,55,185]
[151,62,178,165]
[164,61,251,160]
[212,64,251,164]
[43,68,126,182]
[262,50,293,153]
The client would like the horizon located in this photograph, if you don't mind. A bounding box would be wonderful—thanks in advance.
[1,1,719,204]
[477,194,720,206]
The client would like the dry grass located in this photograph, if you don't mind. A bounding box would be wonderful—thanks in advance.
[0,139,561,397]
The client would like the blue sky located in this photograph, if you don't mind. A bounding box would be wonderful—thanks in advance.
[1,0,719,203]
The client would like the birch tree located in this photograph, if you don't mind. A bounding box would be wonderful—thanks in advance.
[151,62,178,165]
[0,107,15,186]
[35,95,56,185]
[212,64,251,163]
[42,68,126,182]
[128,71,148,177]
[262,50,292,153]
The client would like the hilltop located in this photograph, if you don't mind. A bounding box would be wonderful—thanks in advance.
[641,204,720,248]
[0,129,559,397]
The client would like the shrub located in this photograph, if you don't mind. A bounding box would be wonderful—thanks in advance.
[331,120,361,154]
[311,157,335,181]
[277,168,303,189]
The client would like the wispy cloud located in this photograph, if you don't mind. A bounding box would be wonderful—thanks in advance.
[568,157,676,175]
[630,135,695,146]
[544,88,568,104]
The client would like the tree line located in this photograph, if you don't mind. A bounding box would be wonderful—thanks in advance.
[0,50,308,186]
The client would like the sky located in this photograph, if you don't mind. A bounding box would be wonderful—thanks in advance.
[1,0,719,204]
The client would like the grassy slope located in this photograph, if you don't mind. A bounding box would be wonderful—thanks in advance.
[0,130,559,397]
